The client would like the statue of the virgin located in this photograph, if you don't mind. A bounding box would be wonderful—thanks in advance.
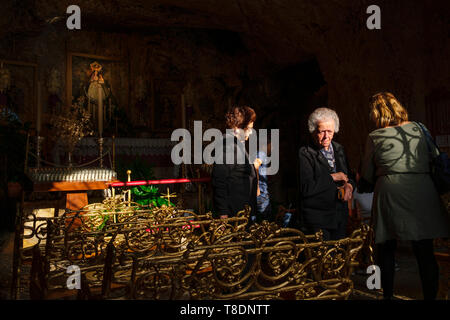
[84,61,114,126]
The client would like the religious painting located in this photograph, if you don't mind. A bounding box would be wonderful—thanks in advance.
[152,79,183,135]
[133,75,151,129]
[45,68,64,116]
[66,52,129,136]
[0,59,37,126]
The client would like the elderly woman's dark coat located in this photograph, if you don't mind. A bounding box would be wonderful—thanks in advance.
[298,140,355,235]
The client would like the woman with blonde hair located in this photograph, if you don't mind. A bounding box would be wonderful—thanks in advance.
[359,92,450,300]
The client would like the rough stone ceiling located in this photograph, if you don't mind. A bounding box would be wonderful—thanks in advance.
[4,1,449,78]
[3,0,358,66]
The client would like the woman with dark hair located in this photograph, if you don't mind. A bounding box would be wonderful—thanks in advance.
[359,92,450,300]
[211,106,258,218]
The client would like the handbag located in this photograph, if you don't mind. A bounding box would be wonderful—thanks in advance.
[416,121,450,194]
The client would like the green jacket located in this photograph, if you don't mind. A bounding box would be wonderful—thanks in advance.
[360,122,450,243]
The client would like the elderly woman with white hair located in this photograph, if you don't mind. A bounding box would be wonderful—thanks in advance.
[298,107,355,240]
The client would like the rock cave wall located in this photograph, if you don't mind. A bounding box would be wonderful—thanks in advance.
[1,0,449,204]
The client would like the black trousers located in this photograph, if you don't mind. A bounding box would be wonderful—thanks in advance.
[304,217,348,241]
[376,239,439,300]
[304,207,348,241]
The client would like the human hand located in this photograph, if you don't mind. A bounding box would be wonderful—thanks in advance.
[343,182,353,201]
[254,158,263,170]
[331,172,348,182]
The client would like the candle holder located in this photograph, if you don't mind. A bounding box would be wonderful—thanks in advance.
[112,135,116,171]
[36,135,44,168]
[98,137,104,168]
[67,151,73,168]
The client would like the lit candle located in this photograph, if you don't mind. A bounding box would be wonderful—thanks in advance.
[181,93,186,129]
[36,81,41,134]
[98,85,103,136]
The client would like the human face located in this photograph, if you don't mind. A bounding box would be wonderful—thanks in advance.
[314,120,335,150]
[244,122,254,141]
[234,121,254,142]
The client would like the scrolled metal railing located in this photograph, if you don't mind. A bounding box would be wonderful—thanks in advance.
[25,200,371,300]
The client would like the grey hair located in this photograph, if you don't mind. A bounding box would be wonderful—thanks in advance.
[308,107,340,133]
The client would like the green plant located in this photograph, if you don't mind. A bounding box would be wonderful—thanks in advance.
[131,185,174,207]
[115,158,174,207]
[97,212,110,231]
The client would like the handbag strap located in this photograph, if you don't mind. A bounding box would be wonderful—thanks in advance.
[415,121,440,154]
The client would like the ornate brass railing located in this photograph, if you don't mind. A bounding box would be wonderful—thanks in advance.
[23,200,370,300]
[125,222,369,300]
